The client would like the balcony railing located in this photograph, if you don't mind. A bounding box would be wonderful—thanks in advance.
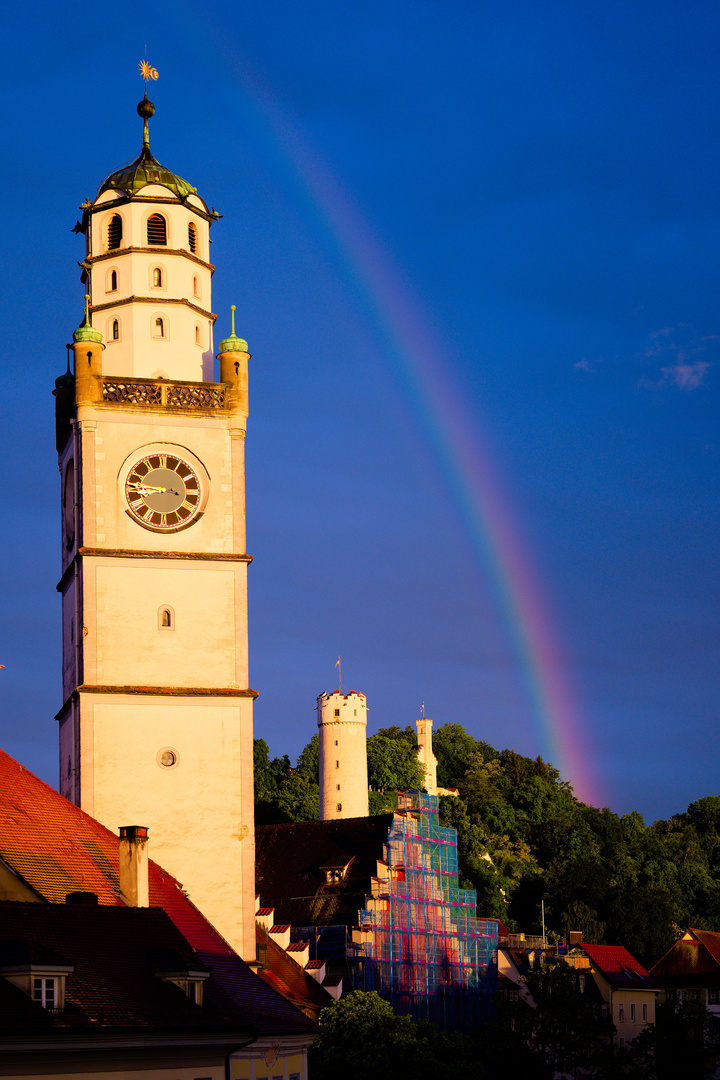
[101,377,226,409]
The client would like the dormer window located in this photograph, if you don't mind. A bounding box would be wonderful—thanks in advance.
[322,858,352,884]
[33,977,57,1009]
[147,214,167,245]
[188,222,198,254]
[108,214,122,250]
[147,947,209,1006]
[0,940,73,1014]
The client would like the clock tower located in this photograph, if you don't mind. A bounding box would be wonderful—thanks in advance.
[55,89,256,959]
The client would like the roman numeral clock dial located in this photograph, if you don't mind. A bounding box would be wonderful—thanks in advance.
[125,453,202,531]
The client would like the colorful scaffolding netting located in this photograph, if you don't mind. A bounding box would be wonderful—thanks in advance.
[350,792,497,1029]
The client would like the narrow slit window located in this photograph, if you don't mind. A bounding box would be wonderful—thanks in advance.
[153,267,162,287]
[195,325,201,346]
[158,606,175,629]
[193,275,200,297]
[188,222,198,253]
[336,803,342,812]
[147,213,167,245]
[108,214,122,249]
[153,317,165,339]
[112,319,119,341]
[110,270,117,291]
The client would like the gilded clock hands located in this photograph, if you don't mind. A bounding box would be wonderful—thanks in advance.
[127,482,180,497]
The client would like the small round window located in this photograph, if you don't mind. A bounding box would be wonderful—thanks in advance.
[157,747,179,769]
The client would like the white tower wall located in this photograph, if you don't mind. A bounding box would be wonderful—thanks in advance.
[416,717,438,795]
[317,691,369,820]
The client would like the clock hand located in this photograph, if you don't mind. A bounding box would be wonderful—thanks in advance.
[127,483,172,496]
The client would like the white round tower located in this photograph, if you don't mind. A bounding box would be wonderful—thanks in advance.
[317,691,369,820]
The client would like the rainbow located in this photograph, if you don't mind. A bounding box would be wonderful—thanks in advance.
[208,54,600,806]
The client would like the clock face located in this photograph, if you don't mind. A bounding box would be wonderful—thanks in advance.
[125,452,202,531]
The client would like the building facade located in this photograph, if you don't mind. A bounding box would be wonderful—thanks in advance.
[54,91,256,959]
[256,793,498,1030]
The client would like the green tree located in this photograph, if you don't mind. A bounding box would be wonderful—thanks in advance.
[366,733,425,792]
[296,733,319,781]
[432,723,496,788]
[629,998,720,1079]
[309,991,485,1080]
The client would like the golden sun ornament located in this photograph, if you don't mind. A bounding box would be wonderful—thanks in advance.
[139,60,159,82]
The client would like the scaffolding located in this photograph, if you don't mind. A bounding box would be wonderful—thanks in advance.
[350,792,497,1029]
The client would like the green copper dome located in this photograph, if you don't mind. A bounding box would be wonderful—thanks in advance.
[97,144,197,202]
[219,306,248,353]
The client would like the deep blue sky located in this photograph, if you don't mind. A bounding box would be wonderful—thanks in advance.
[0,0,718,821]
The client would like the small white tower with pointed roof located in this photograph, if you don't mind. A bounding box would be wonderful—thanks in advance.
[317,691,369,820]
[416,714,438,796]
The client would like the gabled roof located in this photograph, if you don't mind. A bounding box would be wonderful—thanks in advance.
[0,901,250,1033]
[256,815,393,928]
[0,749,315,1036]
[580,944,658,990]
[255,925,333,1023]
[650,929,720,983]
[688,928,720,966]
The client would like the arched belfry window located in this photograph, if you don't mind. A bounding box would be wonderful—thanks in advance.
[147,214,167,245]
[158,606,175,630]
[108,215,122,250]
[109,270,117,291]
[153,267,163,287]
[112,319,119,341]
[153,316,165,339]
[188,222,198,254]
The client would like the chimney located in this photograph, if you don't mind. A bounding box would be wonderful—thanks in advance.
[118,825,150,907]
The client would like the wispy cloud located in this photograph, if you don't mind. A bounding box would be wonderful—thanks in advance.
[639,324,715,390]
[574,358,594,372]
[660,361,710,390]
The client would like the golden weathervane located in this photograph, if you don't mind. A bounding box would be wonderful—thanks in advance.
[139,59,159,83]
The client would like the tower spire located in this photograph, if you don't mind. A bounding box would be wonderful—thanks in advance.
[137,58,159,148]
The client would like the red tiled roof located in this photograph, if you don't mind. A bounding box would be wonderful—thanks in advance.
[286,942,309,952]
[256,908,274,916]
[255,926,333,1023]
[689,929,720,967]
[581,943,658,989]
[270,925,290,934]
[305,960,324,970]
[0,749,315,1036]
[650,930,720,984]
